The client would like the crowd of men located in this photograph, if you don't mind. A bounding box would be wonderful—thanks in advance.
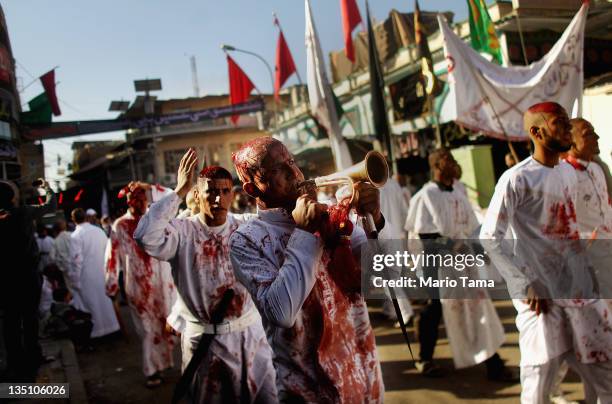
[0,101,611,403]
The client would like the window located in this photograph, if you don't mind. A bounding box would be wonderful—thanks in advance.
[0,120,10,140]
[163,150,185,175]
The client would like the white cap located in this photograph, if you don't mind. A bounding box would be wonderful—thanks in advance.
[86,208,97,216]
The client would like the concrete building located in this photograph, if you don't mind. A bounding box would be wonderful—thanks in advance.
[121,93,280,188]
[273,0,612,204]
[0,4,45,202]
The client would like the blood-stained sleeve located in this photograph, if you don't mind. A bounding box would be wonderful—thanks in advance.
[229,226,323,328]
[105,226,124,297]
[134,192,182,261]
[479,172,532,297]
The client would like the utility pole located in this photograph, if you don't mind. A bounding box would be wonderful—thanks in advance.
[190,56,200,97]
[134,79,162,183]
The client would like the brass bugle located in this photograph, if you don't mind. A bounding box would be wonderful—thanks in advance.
[299,150,389,190]
[299,151,389,237]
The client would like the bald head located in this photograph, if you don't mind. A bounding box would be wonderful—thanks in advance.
[523,102,572,155]
[569,118,599,161]
[232,137,283,183]
[232,136,305,210]
[185,186,199,214]
[523,102,565,134]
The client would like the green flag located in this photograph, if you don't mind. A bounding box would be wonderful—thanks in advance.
[21,92,52,124]
[467,0,503,64]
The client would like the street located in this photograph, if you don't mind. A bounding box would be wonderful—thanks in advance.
[75,300,585,403]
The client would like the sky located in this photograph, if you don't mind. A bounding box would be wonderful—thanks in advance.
[3,0,468,188]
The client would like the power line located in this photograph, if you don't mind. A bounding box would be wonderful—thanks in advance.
[15,60,36,80]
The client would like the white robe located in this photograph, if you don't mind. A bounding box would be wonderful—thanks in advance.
[70,223,120,338]
[561,158,612,239]
[50,231,72,275]
[105,211,176,377]
[230,208,384,403]
[480,157,612,367]
[134,192,277,403]
[50,230,86,311]
[378,178,414,323]
[37,235,54,272]
[406,181,505,369]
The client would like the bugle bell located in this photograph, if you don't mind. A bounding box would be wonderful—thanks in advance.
[299,151,389,237]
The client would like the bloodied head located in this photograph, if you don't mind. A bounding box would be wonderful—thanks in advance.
[117,183,149,217]
[196,166,234,226]
[570,118,599,161]
[524,102,572,154]
[232,137,305,210]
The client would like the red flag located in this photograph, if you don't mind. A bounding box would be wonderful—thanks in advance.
[74,188,83,202]
[40,69,61,116]
[274,28,296,101]
[227,55,254,124]
[340,0,362,62]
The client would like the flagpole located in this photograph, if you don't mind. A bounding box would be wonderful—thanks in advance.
[514,11,530,65]
[273,12,303,85]
[19,65,60,93]
[429,96,443,147]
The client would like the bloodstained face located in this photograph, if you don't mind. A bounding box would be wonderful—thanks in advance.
[252,142,305,210]
[197,178,233,225]
[571,119,600,160]
[537,110,573,153]
[126,187,147,217]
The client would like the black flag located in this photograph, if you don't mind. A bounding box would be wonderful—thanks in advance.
[414,0,441,110]
[365,0,392,160]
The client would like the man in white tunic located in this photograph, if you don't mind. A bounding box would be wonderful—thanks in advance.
[562,118,612,239]
[36,224,54,272]
[480,102,612,404]
[105,183,177,387]
[50,219,85,311]
[405,149,510,380]
[229,137,384,403]
[69,208,119,338]
[134,150,277,403]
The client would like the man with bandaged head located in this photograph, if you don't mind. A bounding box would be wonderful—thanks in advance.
[105,182,177,388]
[480,102,612,403]
[229,137,385,403]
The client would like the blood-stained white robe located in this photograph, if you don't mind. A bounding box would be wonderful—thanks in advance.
[561,158,612,239]
[105,211,176,377]
[405,181,505,369]
[70,222,119,337]
[480,157,612,366]
[134,192,277,404]
[230,208,384,404]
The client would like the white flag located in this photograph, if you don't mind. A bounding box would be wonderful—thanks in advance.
[101,187,109,218]
[438,3,587,140]
[305,0,353,170]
